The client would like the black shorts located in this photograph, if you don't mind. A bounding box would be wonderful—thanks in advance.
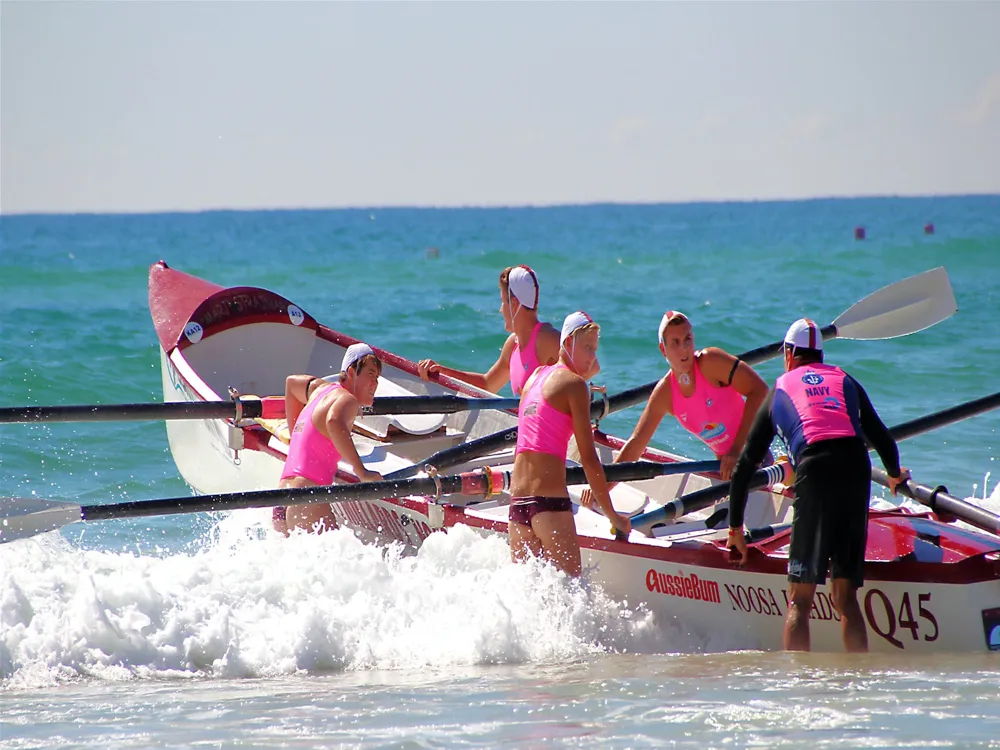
[788,438,871,588]
[509,496,573,526]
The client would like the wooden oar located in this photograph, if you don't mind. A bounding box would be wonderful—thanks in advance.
[388,267,958,480]
[0,459,718,545]
[629,391,1000,534]
[0,394,522,425]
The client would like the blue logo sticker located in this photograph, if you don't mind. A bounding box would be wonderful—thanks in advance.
[802,373,824,386]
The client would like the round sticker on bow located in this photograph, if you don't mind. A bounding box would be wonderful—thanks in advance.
[184,322,204,344]
[287,305,305,326]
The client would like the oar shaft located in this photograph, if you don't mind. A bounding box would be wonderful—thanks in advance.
[871,468,1000,536]
[1,394,522,425]
[80,474,471,521]
[631,463,788,530]
[568,459,720,486]
[886,392,1000,443]
[0,401,252,424]
[364,395,519,416]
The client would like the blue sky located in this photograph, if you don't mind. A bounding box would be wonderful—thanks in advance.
[2,1,999,213]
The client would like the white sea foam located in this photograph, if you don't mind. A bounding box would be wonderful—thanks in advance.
[1,516,672,690]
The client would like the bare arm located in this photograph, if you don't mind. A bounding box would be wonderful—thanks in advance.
[325,393,381,481]
[565,376,632,536]
[417,334,515,394]
[701,348,769,456]
[580,375,672,509]
[284,374,319,432]
[616,376,674,464]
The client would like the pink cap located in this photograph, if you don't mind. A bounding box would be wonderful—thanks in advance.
[657,310,690,343]
[507,265,539,309]
[560,310,595,344]
[784,318,822,351]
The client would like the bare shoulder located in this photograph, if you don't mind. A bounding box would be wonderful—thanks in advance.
[649,373,674,411]
[328,387,360,420]
[698,347,739,383]
[700,346,737,366]
[536,323,561,364]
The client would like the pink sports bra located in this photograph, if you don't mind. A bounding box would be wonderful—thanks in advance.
[515,365,574,462]
[509,321,543,396]
[669,353,746,456]
[280,383,342,485]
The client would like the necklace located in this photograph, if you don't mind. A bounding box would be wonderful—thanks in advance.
[678,372,692,386]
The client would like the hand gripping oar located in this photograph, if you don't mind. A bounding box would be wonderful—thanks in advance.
[0,394,521,425]
[388,267,958,480]
[0,459,718,545]
[870,468,1000,537]
[629,390,1000,535]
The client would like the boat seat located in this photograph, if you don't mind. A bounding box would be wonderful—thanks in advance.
[353,377,450,439]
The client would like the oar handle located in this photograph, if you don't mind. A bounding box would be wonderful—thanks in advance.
[871,468,1000,536]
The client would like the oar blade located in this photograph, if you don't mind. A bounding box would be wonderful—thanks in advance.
[1,498,83,543]
[833,267,956,341]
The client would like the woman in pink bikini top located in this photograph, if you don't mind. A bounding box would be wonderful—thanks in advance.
[416,265,561,395]
[508,311,632,577]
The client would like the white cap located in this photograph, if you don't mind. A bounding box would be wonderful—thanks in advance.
[342,342,376,373]
[507,265,539,309]
[784,318,822,352]
[657,310,690,344]
[560,310,595,344]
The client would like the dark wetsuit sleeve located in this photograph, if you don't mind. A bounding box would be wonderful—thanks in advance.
[728,387,777,529]
[852,375,901,477]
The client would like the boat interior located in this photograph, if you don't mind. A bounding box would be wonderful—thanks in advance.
[175,317,797,542]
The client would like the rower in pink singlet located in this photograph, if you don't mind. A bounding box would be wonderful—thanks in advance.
[416,265,559,396]
[515,364,574,461]
[668,352,747,457]
[280,382,342,485]
[510,363,576,524]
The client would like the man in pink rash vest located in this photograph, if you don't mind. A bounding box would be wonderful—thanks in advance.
[728,318,911,654]
[417,265,560,396]
[273,343,383,535]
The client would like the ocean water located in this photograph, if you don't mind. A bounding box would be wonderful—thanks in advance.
[1,197,999,748]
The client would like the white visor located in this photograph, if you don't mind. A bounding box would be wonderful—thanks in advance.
[507,265,539,309]
[560,310,595,345]
[657,310,690,344]
[342,342,376,373]
[784,318,822,351]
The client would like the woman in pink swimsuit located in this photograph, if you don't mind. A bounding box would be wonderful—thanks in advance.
[509,311,632,576]
[275,343,384,535]
[585,311,768,495]
[417,265,560,395]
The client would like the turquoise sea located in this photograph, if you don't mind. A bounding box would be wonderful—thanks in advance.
[2,196,999,748]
